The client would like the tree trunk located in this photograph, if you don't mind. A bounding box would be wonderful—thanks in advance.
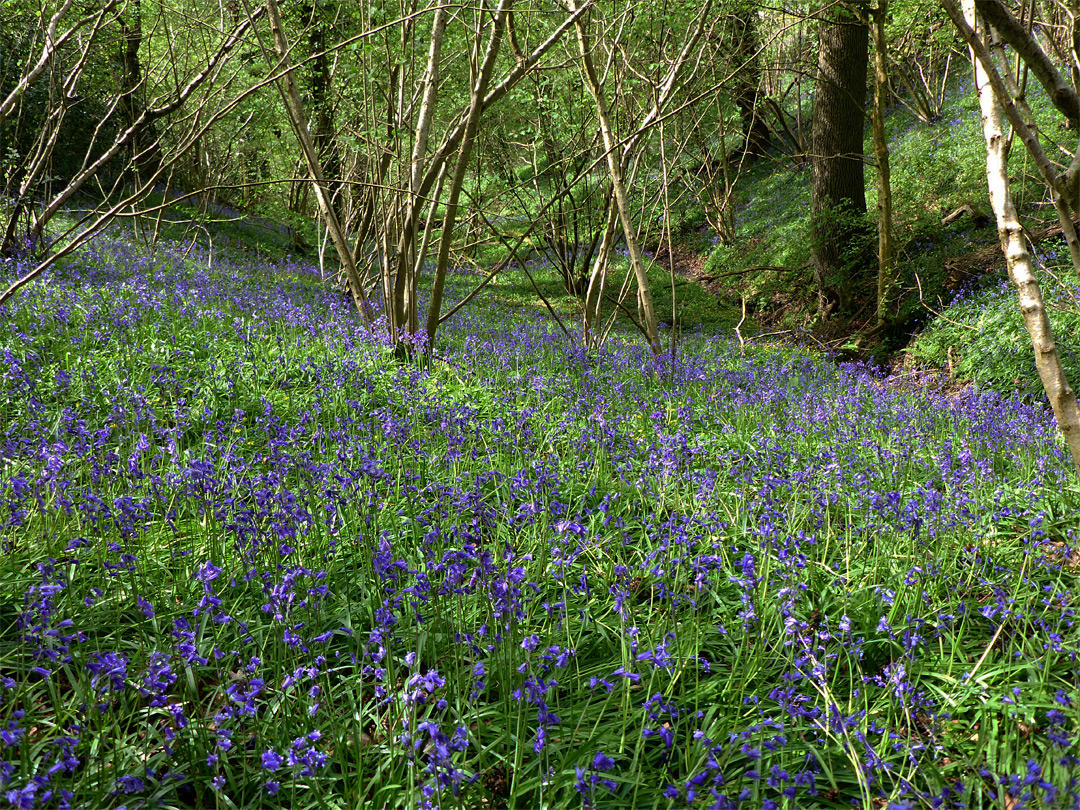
[303,1,341,214]
[811,4,869,315]
[569,0,662,356]
[956,0,1080,476]
[871,0,893,326]
[425,0,513,351]
[264,0,374,324]
[395,4,447,340]
[117,0,162,183]
[731,9,770,162]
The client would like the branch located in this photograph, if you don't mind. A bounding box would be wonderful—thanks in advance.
[24,9,264,249]
[411,0,595,212]
[974,0,1080,123]
[0,0,118,128]
[941,0,1065,196]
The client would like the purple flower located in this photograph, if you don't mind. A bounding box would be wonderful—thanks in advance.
[1,722,24,747]
[592,752,615,771]
[5,783,36,810]
[86,651,128,694]
[195,561,222,583]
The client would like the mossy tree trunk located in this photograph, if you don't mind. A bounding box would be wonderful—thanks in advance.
[731,5,770,162]
[870,0,893,326]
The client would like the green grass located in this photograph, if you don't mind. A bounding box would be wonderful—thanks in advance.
[477,252,746,337]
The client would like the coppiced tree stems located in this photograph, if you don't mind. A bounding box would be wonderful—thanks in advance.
[567,0,713,355]
[262,0,375,325]
[424,0,513,350]
[360,0,589,353]
[392,4,447,341]
[569,0,661,356]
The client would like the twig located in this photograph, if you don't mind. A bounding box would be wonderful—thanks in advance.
[601,291,649,339]
[735,294,747,355]
[914,271,980,331]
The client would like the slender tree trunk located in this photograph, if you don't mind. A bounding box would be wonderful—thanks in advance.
[960,0,1080,476]
[582,198,618,345]
[871,0,893,325]
[407,2,592,231]
[810,4,869,315]
[425,0,513,350]
[568,0,661,356]
[264,0,374,324]
[393,4,447,340]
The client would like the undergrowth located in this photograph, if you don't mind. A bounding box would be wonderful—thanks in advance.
[0,233,1078,808]
[908,238,1080,400]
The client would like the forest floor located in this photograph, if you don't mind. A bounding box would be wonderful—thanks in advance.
[2,230,1078,809]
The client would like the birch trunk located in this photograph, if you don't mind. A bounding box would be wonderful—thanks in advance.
[963,0,1080,476]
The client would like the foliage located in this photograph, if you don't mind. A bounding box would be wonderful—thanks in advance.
[909,239,1080,400]
[0,6,121,202]
[1,234,1078,808]
[881,79,987,233]
[699,66,1068,334]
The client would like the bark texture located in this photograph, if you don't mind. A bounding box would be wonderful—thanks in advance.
[811,5,868,313]
[962,0,1080,476]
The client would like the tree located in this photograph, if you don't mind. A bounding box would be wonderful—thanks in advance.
[510,71,610,297]
[259,0,595,353]
[810,1,869,315]
[571,0,715,354]
[866,0,893,326]
[729,2,771,162]
[568,0,663,355]
[116,0,162,184]
[0,0,262,307]
[940,0,1080,475]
